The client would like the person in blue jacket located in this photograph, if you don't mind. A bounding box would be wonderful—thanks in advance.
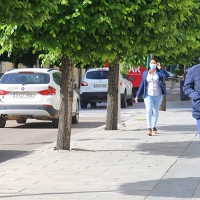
[183,64,200,139]
[135,57,169,136]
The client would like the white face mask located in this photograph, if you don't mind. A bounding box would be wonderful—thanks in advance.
[150,64,157,70]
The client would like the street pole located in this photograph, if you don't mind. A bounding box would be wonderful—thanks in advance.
[36,59,40,68]
[160,76,166,111]
[146,55,149,68]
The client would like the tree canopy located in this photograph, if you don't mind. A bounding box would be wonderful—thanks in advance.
[1,1,200,65]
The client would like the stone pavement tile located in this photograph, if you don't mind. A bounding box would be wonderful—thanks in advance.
[0,194,38,200]
[0,188,24,194]
[19,190,69,199]
[25,182,59,190]
[1,179,39,189]
[83,166,130,175]
[0,169,16,175]
[58,168,105,176]
[36,190,96,199]
[164,166,200,178]
[116,180,157,191]
[118,173,149,181]
[55,182,103,190]
[0,174,23,182]
[145,172,169,180]
[95,192,149,200]
[85,181,121,190]
[96,172,127,179]
[103,166,134,172]
[146,197,191,200]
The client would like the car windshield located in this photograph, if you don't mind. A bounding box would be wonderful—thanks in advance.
[0,73,50,84]
[86,71,109,79]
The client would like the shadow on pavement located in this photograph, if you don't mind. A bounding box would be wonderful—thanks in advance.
[159,124,197,133]
[7,121,106,130]
[135,141,200,158]
[119,177,200,198]
[71,139,200,158]
[122,124,197,134]
[10,122,55,129]
[72,121,105,129]
[0,150,34,164]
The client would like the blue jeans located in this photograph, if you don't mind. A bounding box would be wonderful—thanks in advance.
[196,119,200,139]
[144,94,163,129]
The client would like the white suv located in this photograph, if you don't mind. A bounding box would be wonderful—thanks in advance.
[0,68,79,128]
[80,68,133,108]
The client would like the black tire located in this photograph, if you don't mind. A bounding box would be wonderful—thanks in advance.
[72,101,79,124]
[16,118,27,124]
[80,100,87,109]
[0,117,6,128]
[90,102,97,107]
[52,118,59,128]
[127,92,133,106]
[121,91,127,108]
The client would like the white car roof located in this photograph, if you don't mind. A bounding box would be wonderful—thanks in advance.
[87,68,109,72]
[5,68,60,74]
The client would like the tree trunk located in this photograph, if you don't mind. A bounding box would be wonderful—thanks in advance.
[56,55,73,150]
[160,94,166,111]
[105,63,119,130]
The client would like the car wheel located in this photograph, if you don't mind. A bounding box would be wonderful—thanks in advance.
[127,92,133,106]
[16,118,27,124]
[121,91,127,108]
[0,117,6,128]
[80,100,87,109]
[52,118,59,128]
[90,102,97,107]
[72,101,79,124]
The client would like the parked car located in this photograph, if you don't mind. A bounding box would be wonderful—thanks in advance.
[0,68,79,128]
[80,68,133,108]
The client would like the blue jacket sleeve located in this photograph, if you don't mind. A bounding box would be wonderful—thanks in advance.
[183,69,200,100]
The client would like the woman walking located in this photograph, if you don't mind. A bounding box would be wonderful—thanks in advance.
[135,58,169,136]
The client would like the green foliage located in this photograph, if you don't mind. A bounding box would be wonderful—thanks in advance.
[120,55,146,75]
[0,1,59,28]
[170,64,185,89]
[0,0,200,69]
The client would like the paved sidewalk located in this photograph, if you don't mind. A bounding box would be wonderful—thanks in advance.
[1,100,200,200]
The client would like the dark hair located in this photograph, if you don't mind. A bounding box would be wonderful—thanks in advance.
[150,57,159,63]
